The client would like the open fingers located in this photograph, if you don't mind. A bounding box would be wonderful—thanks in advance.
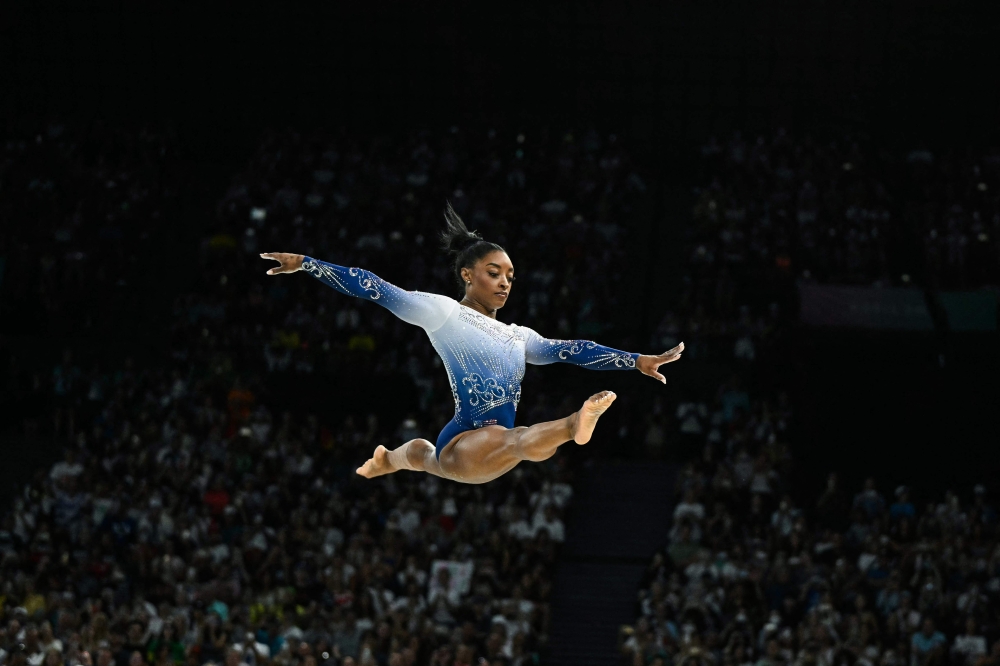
[261,252,289,275]
[655,344,684,364]
[657,353,683,365]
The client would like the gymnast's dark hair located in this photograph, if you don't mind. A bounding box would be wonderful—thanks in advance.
[439,202,505,292]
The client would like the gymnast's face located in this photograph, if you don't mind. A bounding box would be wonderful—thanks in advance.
[461,250,514,312]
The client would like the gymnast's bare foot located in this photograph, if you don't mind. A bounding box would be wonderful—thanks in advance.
[357,445,395,478]
[572,391,617,444]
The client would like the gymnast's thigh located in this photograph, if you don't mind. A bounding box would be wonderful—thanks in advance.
[437,425,526,484]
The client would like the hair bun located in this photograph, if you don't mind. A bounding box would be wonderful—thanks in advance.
[456,234,483,252]
[439,201,506,293]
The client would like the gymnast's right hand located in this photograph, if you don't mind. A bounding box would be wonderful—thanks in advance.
[260,252,305,275]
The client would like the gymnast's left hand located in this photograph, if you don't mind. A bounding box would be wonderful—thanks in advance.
[260,252,304,275]
[636,342,684,384]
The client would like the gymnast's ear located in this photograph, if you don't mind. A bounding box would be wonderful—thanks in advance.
[460,266,473,285]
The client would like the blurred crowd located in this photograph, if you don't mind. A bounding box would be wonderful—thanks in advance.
[622,128,1000,666]
[625,429,1000,666]
[0,121,182,338]
[4,119,995,666]
[647,130,1000,364]
[1,123,650,666]
[194,125,645,406]
[690,130,1000,292]
[1,370,573,666]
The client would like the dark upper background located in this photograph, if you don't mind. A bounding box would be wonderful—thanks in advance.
[2,0,999,495]
[6,1,1000,151]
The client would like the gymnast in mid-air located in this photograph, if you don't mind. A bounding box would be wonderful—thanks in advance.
[260,205,683,484]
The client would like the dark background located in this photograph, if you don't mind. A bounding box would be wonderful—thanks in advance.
[6,2,1000,146]
[2,0,999,500]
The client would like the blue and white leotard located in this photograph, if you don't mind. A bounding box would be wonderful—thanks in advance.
[301,257,639,458]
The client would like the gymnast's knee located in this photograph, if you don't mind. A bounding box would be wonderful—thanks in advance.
[406,438,436,465]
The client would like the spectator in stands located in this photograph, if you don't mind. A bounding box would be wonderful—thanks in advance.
[2,122,654,666]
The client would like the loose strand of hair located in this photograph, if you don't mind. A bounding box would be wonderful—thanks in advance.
[440,201,482,254]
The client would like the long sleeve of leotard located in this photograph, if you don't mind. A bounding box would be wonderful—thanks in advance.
[300,256,455,331]
[520,326,639,370]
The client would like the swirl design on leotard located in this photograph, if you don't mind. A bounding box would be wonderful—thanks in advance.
[610,352,637,368]
[302,260,347,289]
[555,340,599,360]
[461,373,507,407]
[302,261,383,300]
[347,267,382,300]
[546,338,636,368]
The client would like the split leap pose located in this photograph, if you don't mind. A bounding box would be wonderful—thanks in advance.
[261,206,683,484]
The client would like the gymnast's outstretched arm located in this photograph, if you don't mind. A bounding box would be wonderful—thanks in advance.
[260,252,454,331]
[520,326,684,383]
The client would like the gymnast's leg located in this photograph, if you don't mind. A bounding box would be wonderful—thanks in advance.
[437,390,618,484]
[356,438,444,479]
[357,390,616,483]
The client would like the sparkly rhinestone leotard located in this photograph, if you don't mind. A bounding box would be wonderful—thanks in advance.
[301,257,639,458]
